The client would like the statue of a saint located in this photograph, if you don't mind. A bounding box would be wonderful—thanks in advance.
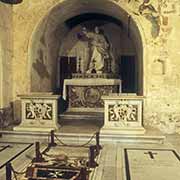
[79,26,111,73]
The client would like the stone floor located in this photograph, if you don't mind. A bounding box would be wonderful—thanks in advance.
[58,111,104,134]
[0,131,180,180]
[92,138,180,180]
[0,116,180,180]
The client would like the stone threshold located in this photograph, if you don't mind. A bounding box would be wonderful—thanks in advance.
[0,129,165,144]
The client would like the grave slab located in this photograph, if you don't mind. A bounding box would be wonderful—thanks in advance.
[124,148,180,180]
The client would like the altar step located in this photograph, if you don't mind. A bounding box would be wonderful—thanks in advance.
[58,111,104,134]
[59,111,104,121]
[0,129,165,145]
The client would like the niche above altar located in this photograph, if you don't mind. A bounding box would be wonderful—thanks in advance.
[58,20,135,76]
[57,18,136,112]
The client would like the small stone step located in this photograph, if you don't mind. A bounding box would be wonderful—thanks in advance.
[59,112,104,121]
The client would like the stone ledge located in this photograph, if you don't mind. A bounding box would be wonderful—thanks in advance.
[100,126,146,135]
[0,129,165,144]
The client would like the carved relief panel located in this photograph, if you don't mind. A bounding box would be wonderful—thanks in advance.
[25,102,53,120]
[68,85,119,109]
[108,103,138,122]
[14,94,60,132]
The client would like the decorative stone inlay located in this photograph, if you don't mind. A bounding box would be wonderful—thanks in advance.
[68,85,119,109]
[108,103,138,123]
[63,78,121,111]
[25,102,53,120]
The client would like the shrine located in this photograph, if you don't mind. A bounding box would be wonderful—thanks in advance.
[0,0,153,135]
[57,20,126,113]
[1,0,180,179]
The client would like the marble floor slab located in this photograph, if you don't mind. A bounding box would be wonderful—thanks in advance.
[123,148,180,180]
[92,141,180,180]
[0,142,33,169]
[45,145,89,158]
[0,133,180,180]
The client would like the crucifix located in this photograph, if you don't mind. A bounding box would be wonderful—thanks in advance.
[144,151,158,159]
[0,145,12,153]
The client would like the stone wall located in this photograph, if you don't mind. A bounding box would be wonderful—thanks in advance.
[136,0,180,133]
[2,0,180,133]
[12,0,142,93]
[0,2,13,108]
[12,0,70,93]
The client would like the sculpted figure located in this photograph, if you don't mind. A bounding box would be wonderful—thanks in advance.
[80,26,111,73]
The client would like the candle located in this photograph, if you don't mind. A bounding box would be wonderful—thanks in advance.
[76,47,78,57]
[68,56,70,65]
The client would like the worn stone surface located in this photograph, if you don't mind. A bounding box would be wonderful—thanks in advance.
[0,2,13,108]
[0,0,180,134]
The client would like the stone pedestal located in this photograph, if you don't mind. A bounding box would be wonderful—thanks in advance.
[63,78,121,112]
[101,94,145,135]
[14,93,60,132]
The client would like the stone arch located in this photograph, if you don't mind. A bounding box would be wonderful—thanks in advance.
[28,0,147,95]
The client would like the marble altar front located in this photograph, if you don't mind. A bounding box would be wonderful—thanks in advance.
[63,78,121,112]
[101,94,145,134]
[14,93,60,132]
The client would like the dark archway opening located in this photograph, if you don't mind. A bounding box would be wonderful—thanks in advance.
[65,13,123,29]
[120,55,136,93]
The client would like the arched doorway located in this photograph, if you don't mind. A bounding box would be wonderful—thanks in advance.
[28,0,144,96]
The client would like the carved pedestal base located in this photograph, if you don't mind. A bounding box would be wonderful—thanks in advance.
[101,95,145,135]
[14,93,60,132]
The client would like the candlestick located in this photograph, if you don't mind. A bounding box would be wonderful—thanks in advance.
[78,57,82,73]
[67,54,71,78]
[68,56,70,65]
[109,58,112,73]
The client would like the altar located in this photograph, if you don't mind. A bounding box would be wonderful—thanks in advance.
[58,25,123,112]
[63,76,121,112]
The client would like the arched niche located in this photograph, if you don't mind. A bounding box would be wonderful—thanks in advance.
[28,0,145,95]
